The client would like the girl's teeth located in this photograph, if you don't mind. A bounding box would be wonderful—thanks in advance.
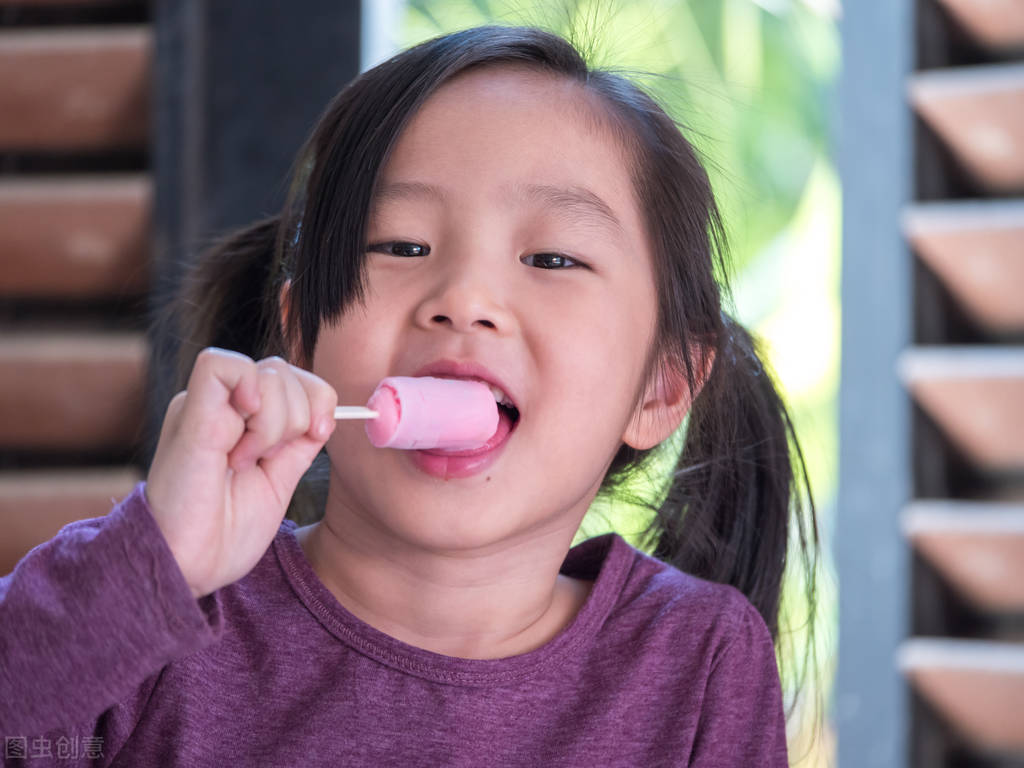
[489,384,508,405]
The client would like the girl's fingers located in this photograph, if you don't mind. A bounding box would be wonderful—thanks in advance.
[228,363,289,471]
[175,348,336,471]
[228,373,262,420]
[185,348,260,412]
[278,361,313,438]
[256,432,328,503]
[227,357,330,471]
[246,366,338,489]
[161,390,188,436]
[178,348,259,452]
[289,366,339,440]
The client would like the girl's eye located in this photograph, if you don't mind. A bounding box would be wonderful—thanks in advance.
[522,252,581,270]
[367,241,430,257]
[367,242,582,270]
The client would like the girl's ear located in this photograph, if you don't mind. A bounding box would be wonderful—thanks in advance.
[621,347,715,451]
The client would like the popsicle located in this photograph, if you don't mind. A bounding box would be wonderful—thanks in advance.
[333,376,501,450]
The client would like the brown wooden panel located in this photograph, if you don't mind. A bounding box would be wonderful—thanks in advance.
[899,638,1024,752]
[0,26,149,151]
[903,501,1024,611]
[0,332,147,450]
[0,1,136,5]
[903,201,1024,333]
[899,347,1024,471]
[0,175,150,298]
[936,0,1024,51]
[0,467,141,577]
[909,64,1024,193]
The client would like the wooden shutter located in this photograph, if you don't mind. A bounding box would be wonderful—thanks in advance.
[0,0,362,576]
[840,1,1024,766]
[0,5,151,576]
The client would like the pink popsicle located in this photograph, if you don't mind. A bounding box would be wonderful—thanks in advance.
[364,376,500,450]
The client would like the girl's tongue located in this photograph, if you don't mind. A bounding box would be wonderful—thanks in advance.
[420,406,515,457]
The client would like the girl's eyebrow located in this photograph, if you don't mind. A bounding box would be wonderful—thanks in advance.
[372,180,625,238]
[515,182,625,238]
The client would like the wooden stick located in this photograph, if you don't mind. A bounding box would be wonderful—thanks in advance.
[333,406,379,420]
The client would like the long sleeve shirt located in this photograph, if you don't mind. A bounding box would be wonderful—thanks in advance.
[1,482,789,767]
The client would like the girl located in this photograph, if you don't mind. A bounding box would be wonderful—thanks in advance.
[1,24,818,767]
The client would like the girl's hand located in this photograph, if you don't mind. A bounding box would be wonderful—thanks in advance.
[145,348,338,599]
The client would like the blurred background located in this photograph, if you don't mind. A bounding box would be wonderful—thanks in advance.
[0,1,1021,766]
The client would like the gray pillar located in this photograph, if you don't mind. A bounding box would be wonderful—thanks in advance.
[836,1,914,766]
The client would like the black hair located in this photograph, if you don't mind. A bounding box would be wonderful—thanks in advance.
[160,23,821,742]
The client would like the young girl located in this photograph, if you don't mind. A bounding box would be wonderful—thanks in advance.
[1,24,818,767]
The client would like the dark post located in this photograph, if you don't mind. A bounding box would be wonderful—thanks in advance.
[147,0,361,462]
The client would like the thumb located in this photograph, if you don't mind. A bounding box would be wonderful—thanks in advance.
[259,430,333,505]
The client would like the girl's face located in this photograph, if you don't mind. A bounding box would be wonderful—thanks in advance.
[312,65,671,552]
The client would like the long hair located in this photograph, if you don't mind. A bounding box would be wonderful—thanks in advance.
[157,23,820,730]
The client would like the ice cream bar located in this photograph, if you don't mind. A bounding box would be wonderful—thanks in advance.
[363,376,499,450]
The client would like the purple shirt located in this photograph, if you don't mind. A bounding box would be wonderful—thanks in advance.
[1,483,788,766]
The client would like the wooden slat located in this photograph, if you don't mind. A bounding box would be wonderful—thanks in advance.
[0,175,150,298]
[0,467,142,577]
[899,638,1024,752]
[903,200,1024,333]
[0,332,147,450]
[898,347,1024,471]
[0,1,137,5]
[909,64,1024,193]
[0,26,149,151]
[936,0,1024,52]
[903,500,1024,611]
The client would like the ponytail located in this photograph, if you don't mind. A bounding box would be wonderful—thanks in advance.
[626,312,819,721]
[651,315,816,637]
[166,215,284,391]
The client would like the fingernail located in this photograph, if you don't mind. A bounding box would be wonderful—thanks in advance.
[317,416,335,440]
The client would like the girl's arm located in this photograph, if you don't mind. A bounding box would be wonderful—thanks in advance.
[0,482,222,741]
[1,347,336,756]
[687,598,790,767]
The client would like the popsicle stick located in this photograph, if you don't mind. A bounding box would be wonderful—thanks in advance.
[333,406,378,420]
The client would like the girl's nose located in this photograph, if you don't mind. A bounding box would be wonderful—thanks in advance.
[412,259,514,335]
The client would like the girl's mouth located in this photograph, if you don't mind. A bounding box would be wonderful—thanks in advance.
[412,403,520,479]
[421,402,518,457]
